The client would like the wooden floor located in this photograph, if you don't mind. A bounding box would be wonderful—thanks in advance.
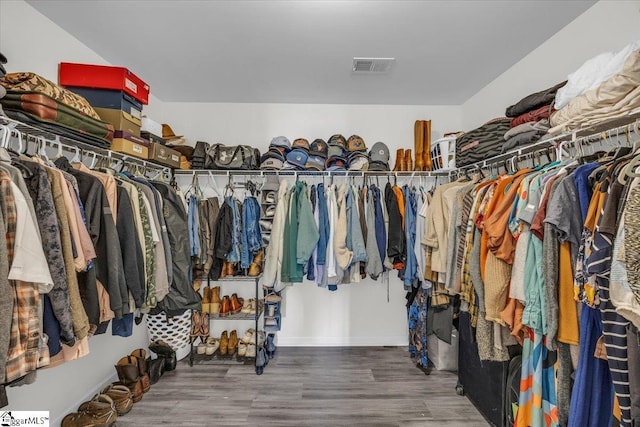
[117,347,489,427]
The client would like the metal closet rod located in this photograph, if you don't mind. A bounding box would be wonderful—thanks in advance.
[0,116,171,175]
[173,169,452,178]
[453,117,640,175]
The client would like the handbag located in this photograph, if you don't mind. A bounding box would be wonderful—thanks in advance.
[205,143,260,170]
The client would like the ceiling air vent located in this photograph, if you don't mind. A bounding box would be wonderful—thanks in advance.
[352,57,395,74]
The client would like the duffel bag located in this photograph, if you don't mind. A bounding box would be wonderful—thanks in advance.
[455,118,511,168]
[205,143,260,170]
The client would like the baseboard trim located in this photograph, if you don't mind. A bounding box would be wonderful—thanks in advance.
[53,372,117,427]
[276,336,409,347]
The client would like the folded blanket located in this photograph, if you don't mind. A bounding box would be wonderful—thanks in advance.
[1,72,101,120]
[502,129,547,153]
[510,104,552,128]
[505,81,566,118]
[550,50,640,134]
[504,119,550,140]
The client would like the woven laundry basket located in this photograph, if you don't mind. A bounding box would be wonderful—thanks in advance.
[146,310,191,361]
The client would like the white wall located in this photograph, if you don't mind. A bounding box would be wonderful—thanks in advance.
[169,102,461,347]
[0,1,152,424]
[462,0,640,130]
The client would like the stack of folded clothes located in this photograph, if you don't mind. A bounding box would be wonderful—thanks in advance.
[0,72,114,147]
[502,81,566,153]
[550,40,640,134]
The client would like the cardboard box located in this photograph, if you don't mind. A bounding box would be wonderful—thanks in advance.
[141,117,162,136]
[114,130,150,147]
[148,142,180,168]
[67,87,142,119]
[110,138,149,160]
[59,62,150,104]
[94,107,141,137]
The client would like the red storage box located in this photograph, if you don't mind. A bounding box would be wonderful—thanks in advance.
[59,62,150,105]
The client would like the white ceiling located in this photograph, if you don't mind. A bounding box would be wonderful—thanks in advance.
[27,0,596,105]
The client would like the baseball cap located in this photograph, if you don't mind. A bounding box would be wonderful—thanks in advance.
[309,139,329,158]
[368,160,390,171]
[269,136,291,151]
[260,157,284,170]
[325,156,347,171]
[305,155,326,171]
[261,148,285,163]
[328,134,347,149]
[348,151,369,171]
[369,141,390,164]
[292,138,310,151]
[347,135,367,152]
[327,144,346,159]
[286,148,309,169]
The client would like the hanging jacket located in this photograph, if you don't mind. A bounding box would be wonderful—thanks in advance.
[316,183,329,266]
[385,182,404,265]
[240,196,262,269]
[296,182,319,268]
[281,187,298,282]
[116,186,145,308]
[210,199,233,280]
[365,186,383,279]
[263,181,289,290]
[403,185,418,289]
[326,184,342,286]
[150,181,200,315]
[335,184,353,270]
[346,185,367,266]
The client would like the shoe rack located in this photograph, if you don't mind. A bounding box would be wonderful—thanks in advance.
[188,274,266,375]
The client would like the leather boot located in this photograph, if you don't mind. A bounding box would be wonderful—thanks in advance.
[190,311,201,337]
[63,394,118,427]
[404,149,413,171]
[130,349,150,393]
[219,261,228,279]
[230,293,243,315]
[423,120,433,171]
[414,120,425,171]
[228,330,239,355]
[202,287,211,314]
[248,250,263,277]
[114,356,143,403]
[219,330,229,356]
[100,383,134,416]
[210,286,221,314]
[220,295,231,317]
[393,149,405,171]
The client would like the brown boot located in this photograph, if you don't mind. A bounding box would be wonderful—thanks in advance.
[114,356,143,403]
[202,287,211,314]
[219,330,229,356]
[220,295,231,317]
[210,286,221,314]
[393,149,404,171]
[230,293,243,315]
[100,383,134,416]
[130,349,150,393]
[248,251,264,277]
[404,149,413,171]
[228,330,239,355]
[423,120,433,171]
[63,394,118,427]
[414,120,425,171]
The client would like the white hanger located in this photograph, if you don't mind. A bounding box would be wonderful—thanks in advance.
[71,146,81,163]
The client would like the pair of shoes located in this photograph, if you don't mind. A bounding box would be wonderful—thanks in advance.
[101,383,134,416]
[205,337,219,355]
[248,250,264,276]
[190,311,210,337]
[220,294,243,317]
[219,330,239,356]
[148,340,177,372]
[240,328,255,344]
[201,286,222,314]
[62,394,118,427]
[264,289,282,303]
[239,342,257,358]
[393,149,405,171]
[114,356,143,403]
[241,298,257,315]
[196,339,207,355]
[266,333,277,359]
[131,348,151,393]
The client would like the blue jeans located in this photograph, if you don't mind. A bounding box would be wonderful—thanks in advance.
[188,195,200,257]
[403,186,418,289]
[226,196,241,264]
[240,196,262,269]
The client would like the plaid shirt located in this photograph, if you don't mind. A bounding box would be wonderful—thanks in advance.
[1,173,41,382]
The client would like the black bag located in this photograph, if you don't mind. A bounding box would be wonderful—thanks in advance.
[191,141,209,170]
[205,143,260,170]
[455,118,511,168]
[457,311,509,427]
